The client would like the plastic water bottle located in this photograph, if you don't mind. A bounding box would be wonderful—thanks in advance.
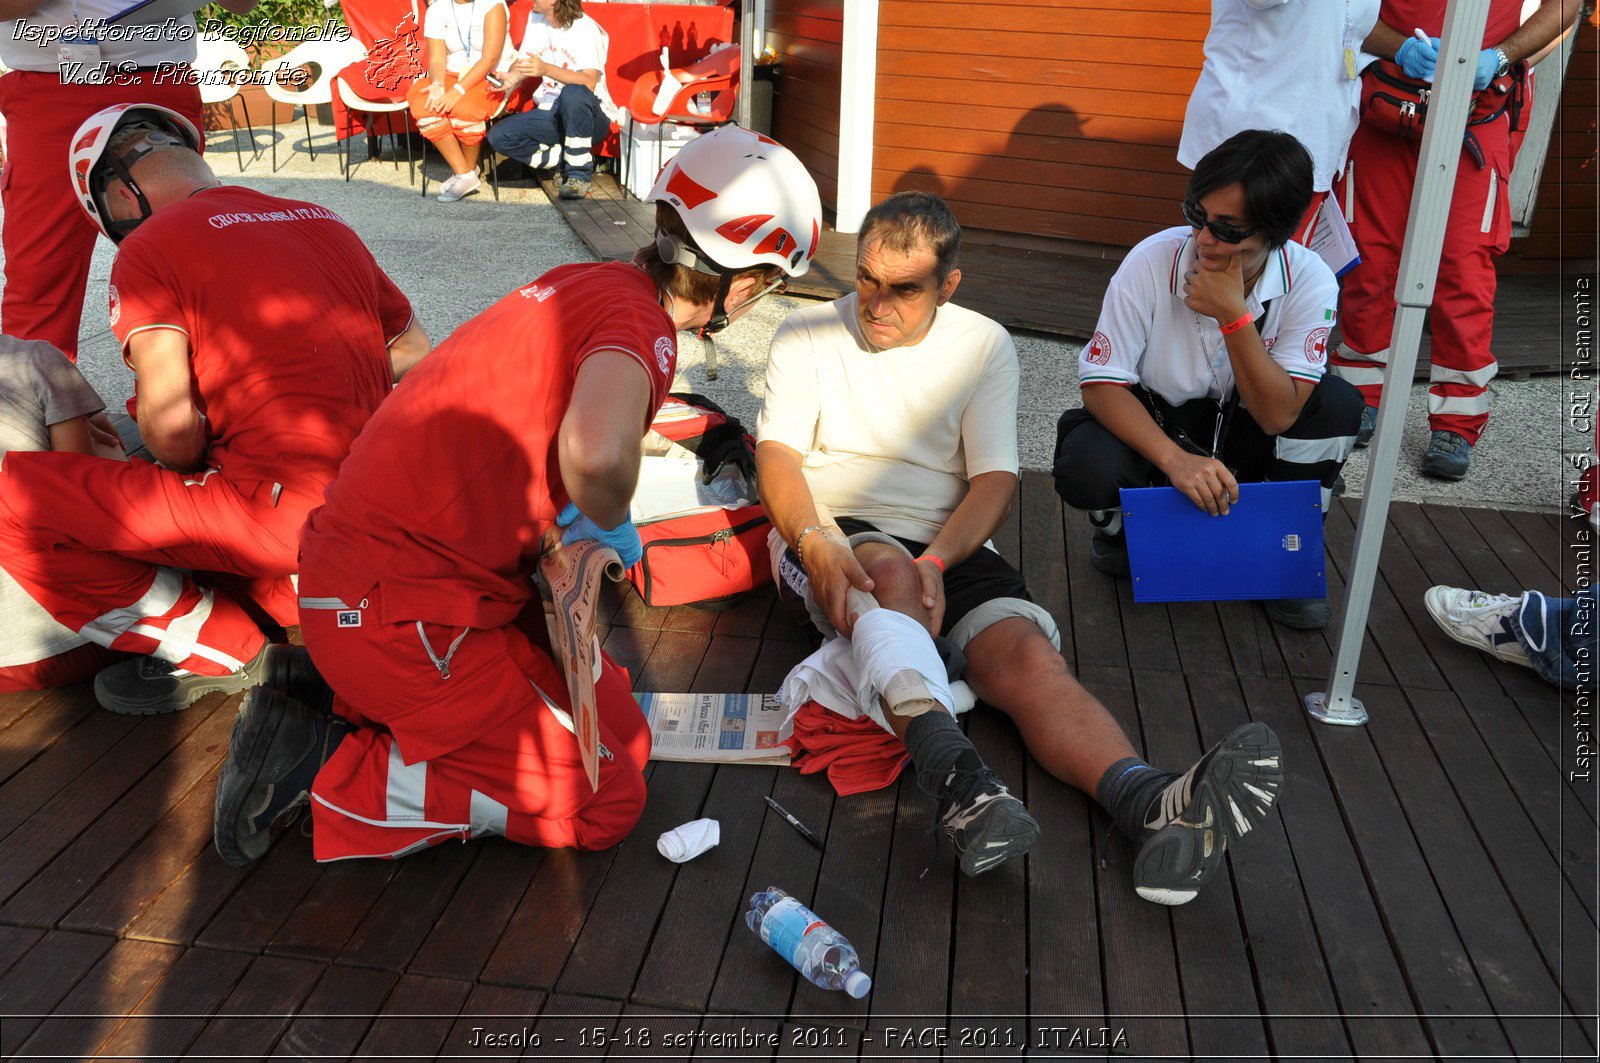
[746,888,872,998]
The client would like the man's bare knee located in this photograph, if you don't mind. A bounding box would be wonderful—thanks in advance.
[856,547,922,614]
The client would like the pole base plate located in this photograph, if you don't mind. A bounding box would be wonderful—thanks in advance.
[1306,691,1368,727]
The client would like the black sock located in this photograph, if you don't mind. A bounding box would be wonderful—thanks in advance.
[1096,756,1178,843]
[904,711,985,799]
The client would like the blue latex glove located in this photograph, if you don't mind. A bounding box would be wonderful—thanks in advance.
[556,502,643,568]
[1474,48,1501,90]
[1396,35,1440,81]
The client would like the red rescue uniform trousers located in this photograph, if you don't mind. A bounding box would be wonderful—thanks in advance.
[0,71,202,361]
[1330,113,1513,445]
[299,583,651,861]
[0,452,303,676]
[406,75,506,147]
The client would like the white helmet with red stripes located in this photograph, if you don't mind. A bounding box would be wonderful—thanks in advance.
[646,125,822,279]
[69,103,203,242]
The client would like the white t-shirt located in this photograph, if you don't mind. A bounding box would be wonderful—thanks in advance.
[0,0,196,72]
[1178,0,1381,190]
[756,294,1021,545]
[516,12,616,120]
[1081,226,1339,406]
[422,0,511,75]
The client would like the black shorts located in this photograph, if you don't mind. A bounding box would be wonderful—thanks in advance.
[776,516,1032,639]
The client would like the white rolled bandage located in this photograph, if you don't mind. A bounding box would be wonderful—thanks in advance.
[657,818,720,863]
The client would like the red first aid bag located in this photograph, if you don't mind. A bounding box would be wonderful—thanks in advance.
[628,394,773,608]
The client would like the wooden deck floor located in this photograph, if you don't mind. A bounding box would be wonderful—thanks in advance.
[0,475,1594,1060]
[549,172,1573,379]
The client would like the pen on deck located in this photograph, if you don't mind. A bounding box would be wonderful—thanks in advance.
[763,795,825,850]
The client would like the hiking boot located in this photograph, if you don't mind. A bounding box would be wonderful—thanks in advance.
[265,645,334,715]
[436,170,480,203]
[1423,585,1532,669]
[558,175,592,200]
[1354,404,1377,448]
[213,687,352,867]
[1263,596,1332,630]
[1089,530,1130,577]
[1421,430,1471,481]
[936,766,1041,876]
[1133,721,1283,906]
[94,642,270,716]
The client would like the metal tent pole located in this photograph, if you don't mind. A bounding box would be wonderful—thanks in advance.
[1307,0,1494,726]
[737,0,756,129]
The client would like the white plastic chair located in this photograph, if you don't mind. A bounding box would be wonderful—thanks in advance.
[260,37,366,171]
[334,75,416,185]
[193,33,257,169]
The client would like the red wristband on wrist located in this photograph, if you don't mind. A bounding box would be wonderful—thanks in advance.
[915,555,946,573]
[1218,311,1255,335]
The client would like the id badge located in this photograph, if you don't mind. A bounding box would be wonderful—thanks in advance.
[58,36,104,85]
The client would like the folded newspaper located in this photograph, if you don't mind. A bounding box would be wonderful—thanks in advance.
[538,533,626,792]
[637,692,792,766]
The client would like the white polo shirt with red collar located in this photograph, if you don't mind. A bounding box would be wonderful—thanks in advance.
[1079,225,1339,406]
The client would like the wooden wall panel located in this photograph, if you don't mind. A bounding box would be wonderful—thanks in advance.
[1505,16,1598,269]
[767,0,1591,263]
[870,0,1202,247]
[768,0,844,209]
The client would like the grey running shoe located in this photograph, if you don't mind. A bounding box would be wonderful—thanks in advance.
[1263,596,1333,629]
[558,175,592,200]
[1089,531,1130,577]
[1354,404,1377,447]
[1133,721,1284,905]
[937,767,1041,876]
[1421,430,1471,481]
[94,643,270,716]
[214,686,351,867]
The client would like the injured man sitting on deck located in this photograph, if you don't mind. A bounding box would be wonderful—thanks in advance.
[757,190,1286,902]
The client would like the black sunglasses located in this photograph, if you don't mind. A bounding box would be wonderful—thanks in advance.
[1182,199,1259,245]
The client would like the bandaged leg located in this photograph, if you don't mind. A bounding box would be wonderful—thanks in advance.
[948,597,1062,653]
[851,608,954,719]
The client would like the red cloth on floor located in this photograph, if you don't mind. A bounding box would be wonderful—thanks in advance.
[783,700,909,797]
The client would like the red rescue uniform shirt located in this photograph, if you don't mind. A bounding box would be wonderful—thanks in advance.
[109,186,413,492]
[300,261,677,629]
[1378,0,1523,46]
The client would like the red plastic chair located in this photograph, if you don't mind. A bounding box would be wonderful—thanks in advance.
[626,44,740,129]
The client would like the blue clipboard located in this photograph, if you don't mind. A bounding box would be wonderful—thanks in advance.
[1120,481,1326,603]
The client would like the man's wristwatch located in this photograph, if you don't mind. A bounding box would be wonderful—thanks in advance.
[1493,46,1511,78]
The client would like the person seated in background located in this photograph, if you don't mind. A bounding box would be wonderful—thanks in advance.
[1425,584,1596,692]
[407,0,512,203]
[488,0,615,200]
[0,335,129,692]
[758,189,1286,901]
[1052,129,1364,631]
[0,103,428,717]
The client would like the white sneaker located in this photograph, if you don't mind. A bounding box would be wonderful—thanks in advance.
[436,171,480,203]
[1423,585,1533,668]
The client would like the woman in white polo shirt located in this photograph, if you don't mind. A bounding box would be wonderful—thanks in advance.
[1179,0,1381,240]
[1052,130,1365,630]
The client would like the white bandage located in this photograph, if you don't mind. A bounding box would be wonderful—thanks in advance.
[947,597,1061,652]
[851,608,953,718]
[657,818,719,862]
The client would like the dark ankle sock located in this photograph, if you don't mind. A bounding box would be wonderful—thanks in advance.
[1096,756,1177,842]
[904,711,985,798]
